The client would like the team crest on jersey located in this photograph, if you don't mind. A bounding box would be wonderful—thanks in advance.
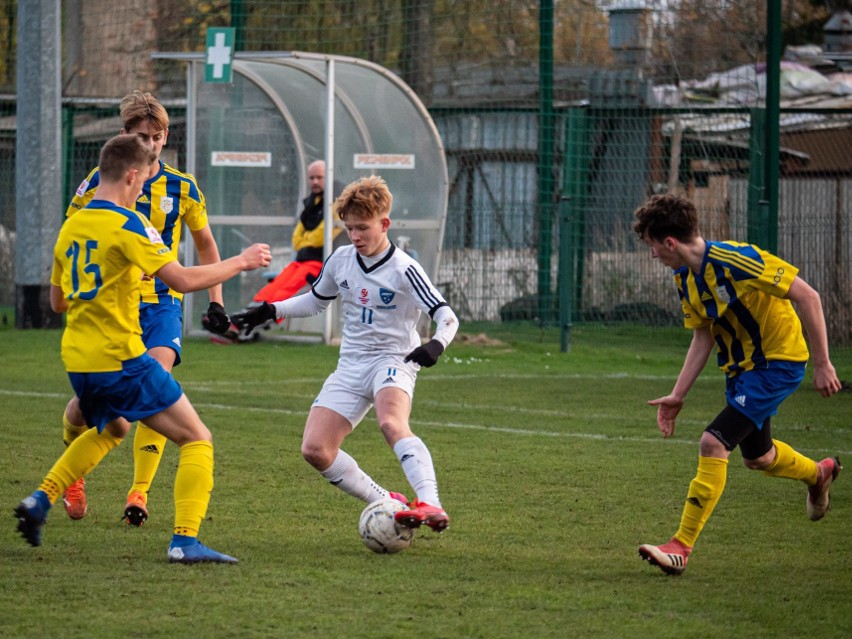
[75,179,90,197]
[377,287,397,309]
[715,285,731,304]
[160,196,174,214]
[145,226,164,244]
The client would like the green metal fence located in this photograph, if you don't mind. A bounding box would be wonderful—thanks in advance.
[2,1,851,348]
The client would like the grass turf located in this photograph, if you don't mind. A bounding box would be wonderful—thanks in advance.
[0,324,850,638]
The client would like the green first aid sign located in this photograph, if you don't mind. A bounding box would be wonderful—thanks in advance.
[205,27,235,83]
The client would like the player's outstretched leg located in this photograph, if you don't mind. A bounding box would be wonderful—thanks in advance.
[807,456,842,521]
[638,538,692,576]
[124,422,166,525]
[13,490,52,547]
[167,534,238,564]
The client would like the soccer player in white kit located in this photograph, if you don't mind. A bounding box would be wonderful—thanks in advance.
[233,175,459,532]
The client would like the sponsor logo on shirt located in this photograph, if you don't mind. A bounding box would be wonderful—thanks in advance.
[75,179,90,197]
[358,288,370,305]
[734,394,746,407]
[340,280,349,290]
[137,195,150,204]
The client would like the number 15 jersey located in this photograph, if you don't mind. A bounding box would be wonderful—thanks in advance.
[51,200,175,373]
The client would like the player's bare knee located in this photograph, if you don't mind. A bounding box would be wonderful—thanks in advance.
[301,443,330,469]
[378,421,411,445]
[65,396,85,426]
[743,452,772,471]
[698,432,728,458]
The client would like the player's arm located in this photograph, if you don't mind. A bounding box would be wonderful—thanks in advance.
[50,284,68,313]
[190,225,224,304]
[191,224,233,334]
[404,305,459,367]
[154,243,271,294]
[231,291,330,335]
[648,326,714,438]
[785,276,841,397]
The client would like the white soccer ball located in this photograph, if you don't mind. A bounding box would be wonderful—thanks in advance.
[359,498,415,554]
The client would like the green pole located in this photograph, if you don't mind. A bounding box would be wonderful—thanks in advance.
[747,108,767,247]
[231,0,246,51]
[558,108,590,352]
[61,106,74,217]
[765,0,781,253]
[537,1,555,324]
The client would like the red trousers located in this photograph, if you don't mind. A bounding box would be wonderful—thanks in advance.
[253,260,323,303]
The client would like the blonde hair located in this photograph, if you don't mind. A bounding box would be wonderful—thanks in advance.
[119,90,169,132]
[335,175,393,221]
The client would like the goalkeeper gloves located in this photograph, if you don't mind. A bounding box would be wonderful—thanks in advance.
[201,302,231,335]
[231,301,277,335]
[404,339,444,367]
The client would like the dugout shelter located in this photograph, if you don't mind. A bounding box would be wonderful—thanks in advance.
[155,51,449,343]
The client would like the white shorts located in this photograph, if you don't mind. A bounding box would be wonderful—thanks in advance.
[312,354,418,427]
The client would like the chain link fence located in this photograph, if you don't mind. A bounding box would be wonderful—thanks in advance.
[2,1,850,347]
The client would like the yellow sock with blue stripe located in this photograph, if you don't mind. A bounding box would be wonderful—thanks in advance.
[761,439,818,484]
[674,456,728,548]
[129,422,168,497]
[39,427,124,504]
[173,441,214,538]
[62,411,89,447]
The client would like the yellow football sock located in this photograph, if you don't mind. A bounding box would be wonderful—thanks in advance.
[62,411,89,447]
[674,456,728,549]
[173,441,214,538]
[129,421,168,497]
[761,439,819,484]
[39,428,123,504]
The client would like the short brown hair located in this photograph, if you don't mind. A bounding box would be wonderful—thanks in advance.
[335,175,393,221]
[98,134,156,182]
[119,90,169,132]
[633,193,699,243]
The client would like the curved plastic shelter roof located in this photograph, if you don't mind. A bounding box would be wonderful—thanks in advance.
[157,51,448,342]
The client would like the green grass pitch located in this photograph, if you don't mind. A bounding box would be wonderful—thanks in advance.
[1,324,850,638]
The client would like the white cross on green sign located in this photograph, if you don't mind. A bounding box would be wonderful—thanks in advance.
[205,28,235,83]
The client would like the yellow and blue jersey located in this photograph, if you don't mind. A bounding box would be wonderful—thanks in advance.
[51,199,176,373]
[675,241,808,377]
[67,161,208,304]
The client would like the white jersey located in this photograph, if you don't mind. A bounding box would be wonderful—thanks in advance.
[311,243,447,359]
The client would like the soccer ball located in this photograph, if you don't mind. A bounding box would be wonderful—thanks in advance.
[359,498,415,554]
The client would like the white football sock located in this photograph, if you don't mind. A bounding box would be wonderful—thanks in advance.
[320,450,387,503]
[393,436,441,506]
